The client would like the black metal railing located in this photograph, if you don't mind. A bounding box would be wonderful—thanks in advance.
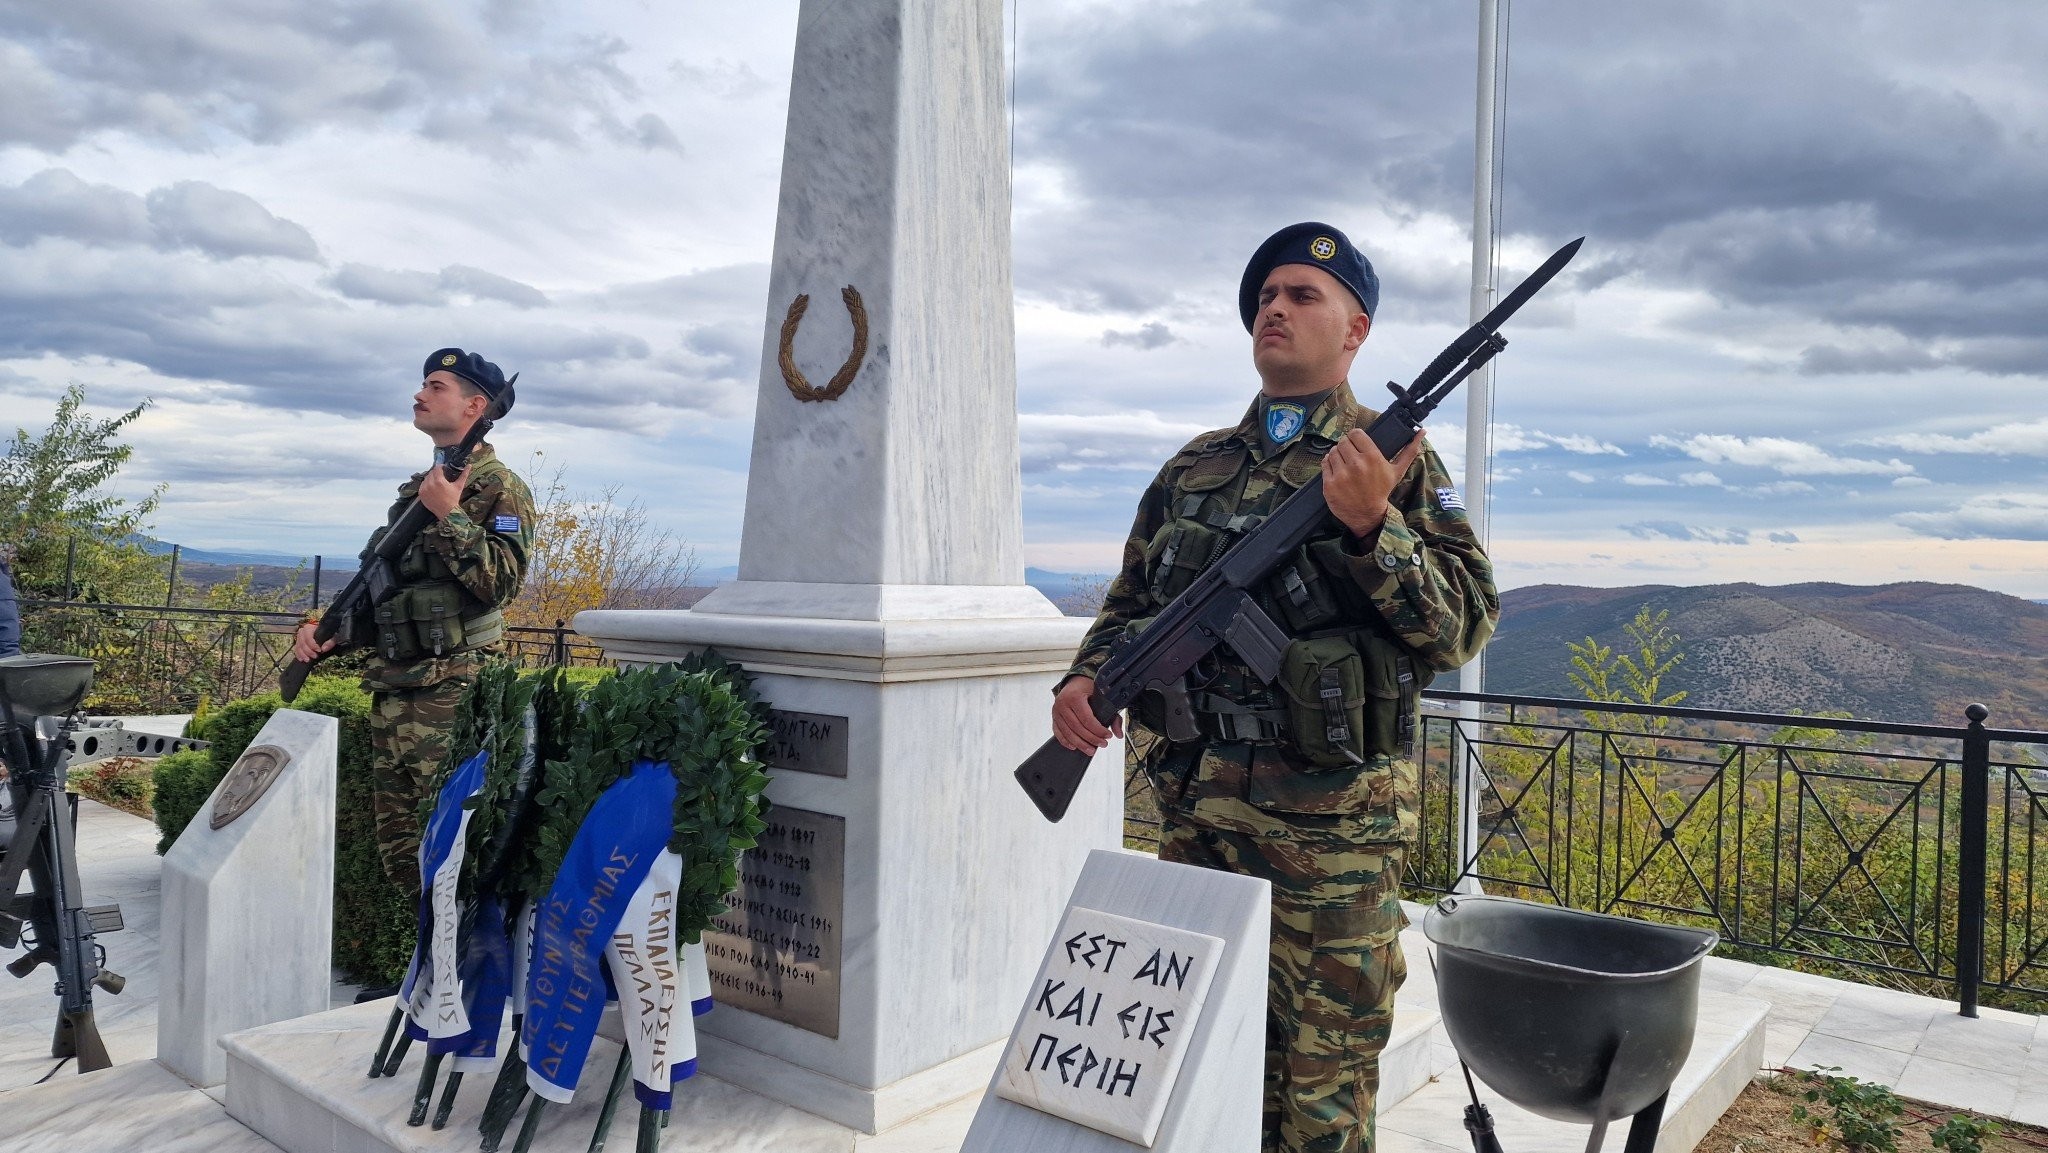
[18,600,606,713]
[1123,689,2048,1014]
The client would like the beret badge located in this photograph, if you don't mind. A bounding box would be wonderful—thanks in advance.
[440,353,459,367]
[1309,236,1338,261]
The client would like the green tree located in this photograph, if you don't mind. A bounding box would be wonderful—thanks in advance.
[1568,606,1687,709]
[1,383,166,603]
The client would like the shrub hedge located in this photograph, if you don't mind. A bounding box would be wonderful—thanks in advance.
[151,665,616,986]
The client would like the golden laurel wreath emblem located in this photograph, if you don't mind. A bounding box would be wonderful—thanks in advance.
[1309,236,1338,261]
[778,285,869,403]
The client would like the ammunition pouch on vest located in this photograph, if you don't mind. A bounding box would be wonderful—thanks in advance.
[1271,626,1427,768]
[1146,433,1431,767]
[371,582,505,663]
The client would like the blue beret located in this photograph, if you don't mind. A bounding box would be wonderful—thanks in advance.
[424,347,515,410]
[1238,222,1379,332]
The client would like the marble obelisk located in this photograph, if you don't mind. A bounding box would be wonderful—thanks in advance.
[575,0,1122,1134]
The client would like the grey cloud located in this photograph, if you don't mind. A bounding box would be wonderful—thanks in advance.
[328,263,548,308]
[1620,521,1751,545]
[0,169,150,246]
[439,265,547,308]
[1895,494,2048,541]
[632,113,682,153]
[329,264,441,306]
[0,2,670,155]
[1101,322,1179,350]
[0,237,736,429]
[145,182,319,261]
[1014,1,2048,364]
[1798,343,1941,376]
[1767,531,1800,543]
[0,169,318,261]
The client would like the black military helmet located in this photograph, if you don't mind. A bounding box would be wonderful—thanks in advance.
[423,347,517,413]
[1238,222,1380,332]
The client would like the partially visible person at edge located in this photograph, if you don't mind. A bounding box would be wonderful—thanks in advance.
[0,544,21,660]
[292,349,534,896]
[1051,223,1499,1153]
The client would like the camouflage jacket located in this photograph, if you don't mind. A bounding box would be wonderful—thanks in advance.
[1071,382,1499,843]
[357,443,536,691]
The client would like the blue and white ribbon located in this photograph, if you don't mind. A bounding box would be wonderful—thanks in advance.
[602,849,698,1109]
[520,760,677,1104]
[399,748,489,1042]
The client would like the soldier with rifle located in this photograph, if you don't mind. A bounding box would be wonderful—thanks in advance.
[1046,223,1513,1153]
[291,349,535,896]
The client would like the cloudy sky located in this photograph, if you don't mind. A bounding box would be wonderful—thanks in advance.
[4,0,2047,596]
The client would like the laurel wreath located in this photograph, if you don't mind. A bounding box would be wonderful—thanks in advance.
[778,285,868,403]
[518,652,773,942]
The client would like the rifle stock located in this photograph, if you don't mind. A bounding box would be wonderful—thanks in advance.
[1014,238,1584,822]
[280,393,510,703]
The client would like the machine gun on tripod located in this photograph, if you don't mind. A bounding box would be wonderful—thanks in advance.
[0,654,127,1073]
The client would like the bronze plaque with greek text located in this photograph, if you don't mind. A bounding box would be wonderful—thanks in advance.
[702,806,845,1037]
[760,710,849,778]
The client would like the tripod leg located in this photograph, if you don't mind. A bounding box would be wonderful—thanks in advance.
[1619,1092,1667,1153]
[369,1005,404,1077]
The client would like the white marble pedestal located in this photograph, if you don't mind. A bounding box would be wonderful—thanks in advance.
[577,592,1122,1133]
[159,708,337,1088]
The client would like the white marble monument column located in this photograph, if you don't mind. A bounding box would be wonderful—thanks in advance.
[575,0,1123,1135]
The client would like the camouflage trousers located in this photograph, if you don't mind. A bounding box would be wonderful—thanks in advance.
[366,676,470,895]
[1159,815,1408,1153]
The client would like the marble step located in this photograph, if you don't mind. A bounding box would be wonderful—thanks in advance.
[223,1000,875,1153]
[1377,986,1770,1153]
[0,1058,281,1153]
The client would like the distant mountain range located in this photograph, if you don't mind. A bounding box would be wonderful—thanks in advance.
[1484,582,2048,729]
[132,536,357,569]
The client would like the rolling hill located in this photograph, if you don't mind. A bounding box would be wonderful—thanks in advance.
[1484,582,2048,729]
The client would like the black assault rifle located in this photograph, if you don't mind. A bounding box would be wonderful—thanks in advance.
[281,383,515,703]
[1015,237,1584,822]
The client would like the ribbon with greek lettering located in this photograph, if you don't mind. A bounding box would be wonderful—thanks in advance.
[399,748,489,1042]
[520,759,677,1104]
[602,849,697,1109]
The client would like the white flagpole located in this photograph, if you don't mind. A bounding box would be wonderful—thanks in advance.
[1454,0,1504,896]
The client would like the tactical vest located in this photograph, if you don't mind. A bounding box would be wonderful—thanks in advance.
[369,454,511,665]
[1139,432,1426,768]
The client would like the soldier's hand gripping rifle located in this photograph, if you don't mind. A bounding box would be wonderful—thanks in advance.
[1014,237,1584,822]
[280,383,516,703]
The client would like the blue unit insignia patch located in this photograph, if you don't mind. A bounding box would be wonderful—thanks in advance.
[1266,402,1307,446]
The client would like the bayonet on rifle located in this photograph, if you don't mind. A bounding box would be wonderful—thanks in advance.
[1015,237,1584,822]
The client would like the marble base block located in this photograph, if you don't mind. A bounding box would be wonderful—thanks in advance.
[159,708,338,1087]
[962,850,1270,1151]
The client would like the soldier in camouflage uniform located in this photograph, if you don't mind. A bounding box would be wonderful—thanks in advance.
[293,348,535,895]
[1053,224,1498,1153]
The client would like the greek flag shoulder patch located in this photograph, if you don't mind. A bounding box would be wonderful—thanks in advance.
[492,514,522,533]
[1435,487,1466,511]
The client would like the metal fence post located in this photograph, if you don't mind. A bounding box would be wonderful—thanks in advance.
[311,555,323,610]
[553,619,568,666]
[1956,702,1990,1017]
